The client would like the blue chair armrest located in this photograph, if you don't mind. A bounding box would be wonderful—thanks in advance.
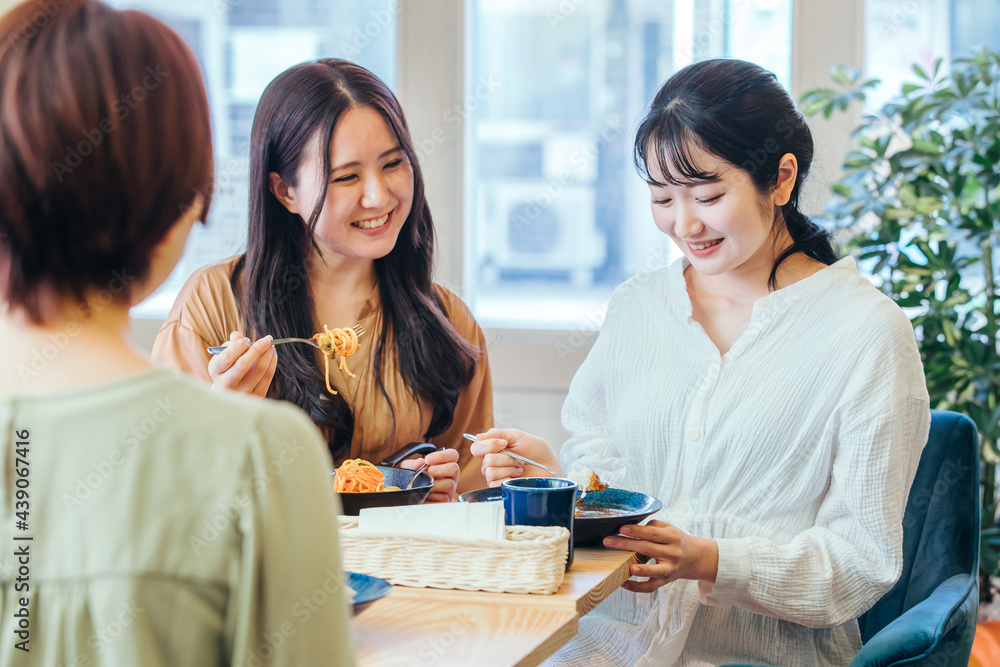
[850,574,977,667]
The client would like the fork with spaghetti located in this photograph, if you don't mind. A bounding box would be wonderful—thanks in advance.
[207,324,365,396]
[313,324,365,395]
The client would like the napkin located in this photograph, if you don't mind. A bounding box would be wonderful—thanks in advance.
[357,502,505,542]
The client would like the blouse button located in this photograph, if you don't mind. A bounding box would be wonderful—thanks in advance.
[758,296,770,308]
[676,500,690,513]
[686,428,701,442]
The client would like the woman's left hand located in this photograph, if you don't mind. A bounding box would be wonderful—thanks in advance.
[602,520,719,593]
[399,448,461,503]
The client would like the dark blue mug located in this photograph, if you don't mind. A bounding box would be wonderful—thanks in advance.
[501,477,577,570]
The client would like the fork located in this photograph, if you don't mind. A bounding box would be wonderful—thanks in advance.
[207,324,366,354]
[462,433,557,476]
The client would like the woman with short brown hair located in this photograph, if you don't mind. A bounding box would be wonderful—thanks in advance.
[0,1,355,664]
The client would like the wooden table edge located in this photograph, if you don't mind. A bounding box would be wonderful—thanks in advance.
[574,549,641,615]
[513,612,579,667]
[378,548,642,616]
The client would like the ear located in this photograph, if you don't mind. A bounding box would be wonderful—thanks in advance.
[269,172,300,215]
[165,196,203,241]
[131,196,204,305]
[773,153,798,207]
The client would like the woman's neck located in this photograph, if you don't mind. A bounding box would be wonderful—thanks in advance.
[688,228,823,307]
[0,295,151,394]
[306,248,378,327]
[307,247,377,294]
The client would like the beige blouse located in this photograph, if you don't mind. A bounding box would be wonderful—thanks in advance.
[151,256,493,485]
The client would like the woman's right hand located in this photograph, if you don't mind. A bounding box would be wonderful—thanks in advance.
[208,330,277,397]
[469,428,562,487]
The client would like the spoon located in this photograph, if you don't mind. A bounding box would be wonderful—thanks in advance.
[406,461,430,489]
[462,433,557,477]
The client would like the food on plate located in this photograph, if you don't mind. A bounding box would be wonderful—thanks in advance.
[566,469,609,498]
[334,459,392,493]
[575,506,626,518]
[313,324,361,395]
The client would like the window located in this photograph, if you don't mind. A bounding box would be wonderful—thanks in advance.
[464,0,793,328]
[864,0,1000,108]
[108,0,397,317]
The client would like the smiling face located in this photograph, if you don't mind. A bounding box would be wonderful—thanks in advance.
[646,142,796,281]
[275,105,414,266]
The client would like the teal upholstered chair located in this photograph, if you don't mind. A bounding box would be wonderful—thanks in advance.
[724,409,980,667]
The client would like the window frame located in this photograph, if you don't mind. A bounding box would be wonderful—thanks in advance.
[130,0,866,399]
[400,0,865,393]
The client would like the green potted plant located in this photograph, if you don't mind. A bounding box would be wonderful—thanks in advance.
[800,50,1000,614]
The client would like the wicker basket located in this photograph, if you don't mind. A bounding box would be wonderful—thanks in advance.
[337,516,569,594]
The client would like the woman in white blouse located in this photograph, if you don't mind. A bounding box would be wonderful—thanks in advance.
[472,59,930,666]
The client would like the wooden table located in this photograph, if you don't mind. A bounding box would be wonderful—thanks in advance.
[352,547,640,667]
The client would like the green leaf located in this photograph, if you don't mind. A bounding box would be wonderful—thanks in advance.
[820,49,1000,525]
[913,139,943,154]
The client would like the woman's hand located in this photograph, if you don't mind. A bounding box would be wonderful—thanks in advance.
[469,428,562,487]
[399,448,461,503]
[602,519,720,592]
[208,330,277,398]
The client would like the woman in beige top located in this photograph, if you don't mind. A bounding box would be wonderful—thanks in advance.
[0,2,354,665]
[153,61,492,499]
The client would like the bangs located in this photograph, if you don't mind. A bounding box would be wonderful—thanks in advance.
[634,106,722,187]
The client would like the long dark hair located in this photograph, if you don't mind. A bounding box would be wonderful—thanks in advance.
[634,59,837,287]
[234,59,476,459]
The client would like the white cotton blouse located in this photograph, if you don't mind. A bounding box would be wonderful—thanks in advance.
[550,257,930,667]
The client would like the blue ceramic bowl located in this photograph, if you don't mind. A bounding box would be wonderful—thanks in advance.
[459,487,663,547]
[347,571,392,615]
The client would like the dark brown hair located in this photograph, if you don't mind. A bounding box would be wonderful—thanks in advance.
[635,59,837,288]
[235,59,476,459]
[0,0,214,322]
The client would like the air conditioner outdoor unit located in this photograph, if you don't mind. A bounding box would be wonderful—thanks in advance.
[478,181,606,284]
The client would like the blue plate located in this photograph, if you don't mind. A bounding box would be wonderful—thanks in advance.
[459,487,663,547]
[347,571,391,615]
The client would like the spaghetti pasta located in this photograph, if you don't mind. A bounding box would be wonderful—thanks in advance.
[333,459,385,493]
[313,324,361,396]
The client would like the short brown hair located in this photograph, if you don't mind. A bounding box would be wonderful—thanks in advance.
[0,0,213,322]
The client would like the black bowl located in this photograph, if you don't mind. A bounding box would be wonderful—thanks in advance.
[347,571,392,615]
[335,467,434,515]
[458,487,663,547]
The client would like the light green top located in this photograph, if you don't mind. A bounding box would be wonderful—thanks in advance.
[0,369,355,666]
